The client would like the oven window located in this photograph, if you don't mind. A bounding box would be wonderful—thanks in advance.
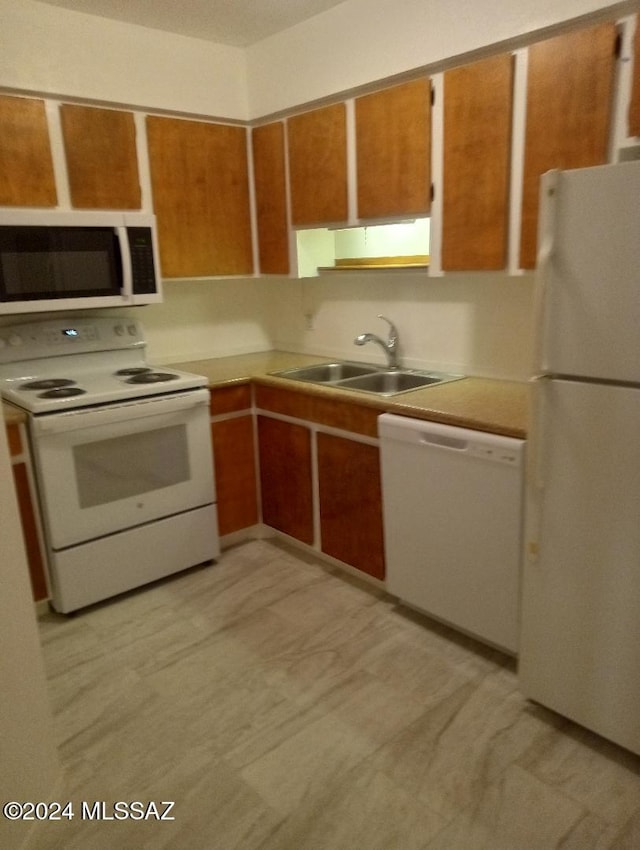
[73,425,190,508]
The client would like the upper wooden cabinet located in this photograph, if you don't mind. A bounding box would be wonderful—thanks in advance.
[60,104,141,209]
[251,121,289,274]
[355,78,431,219]
[287,103,348,226]
[146,116,253,277]
[629,17,640,138]
[0,95,57,207]
[520,22,617,269]
[442,54,514,271]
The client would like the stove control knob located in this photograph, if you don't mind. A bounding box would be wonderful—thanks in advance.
[8,334,23,347]
[127,324,138,336]
[114,324,125,336]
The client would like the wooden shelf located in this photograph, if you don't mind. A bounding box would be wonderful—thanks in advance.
[318,254,429,272]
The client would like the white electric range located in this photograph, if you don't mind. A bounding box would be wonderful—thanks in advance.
[1,316,219,613]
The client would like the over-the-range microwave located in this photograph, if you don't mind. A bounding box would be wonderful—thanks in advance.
[0,209,162,314]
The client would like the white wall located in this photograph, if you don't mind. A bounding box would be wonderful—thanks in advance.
[0,0,627,120]
[270,273,535,380]
[246,0,632,115]
[0,0,249,120]
[122,279,277,364]
[0,425,60,850]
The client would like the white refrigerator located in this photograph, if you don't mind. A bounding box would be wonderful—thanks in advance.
[519,161,640,757]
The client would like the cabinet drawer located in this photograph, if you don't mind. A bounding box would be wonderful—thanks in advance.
[209,384,252,416]
[254,385,380,438]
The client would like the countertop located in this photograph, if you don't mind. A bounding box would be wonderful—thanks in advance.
[3,351,529,438]
[174,351,529,439]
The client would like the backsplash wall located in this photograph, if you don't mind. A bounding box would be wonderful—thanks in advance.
[0,273,534,380]
[126,278,275,364]
[129,272,535,381]
[268,272,535,381]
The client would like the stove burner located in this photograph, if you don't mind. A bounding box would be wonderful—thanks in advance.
[22,378,77,391]
[38,387,87,399]
[125,372,178,385]
[115,367,152,376]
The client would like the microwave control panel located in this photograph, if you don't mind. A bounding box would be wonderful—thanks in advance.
[128,227,158,294]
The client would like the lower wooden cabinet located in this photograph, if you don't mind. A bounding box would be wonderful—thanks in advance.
[317,432,385,580]
[211,415,258,536]
[6,423,48,601]
[255,386,386,579]
[257,415,314,544]
[209,385,258,537]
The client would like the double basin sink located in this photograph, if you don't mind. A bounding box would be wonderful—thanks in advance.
[272,361,463,397]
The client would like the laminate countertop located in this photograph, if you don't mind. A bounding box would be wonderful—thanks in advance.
[173,351,529,439]
[3,351,528,438]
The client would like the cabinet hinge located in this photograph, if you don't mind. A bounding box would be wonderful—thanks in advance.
[430,183,435,203]
[430,85,435,106]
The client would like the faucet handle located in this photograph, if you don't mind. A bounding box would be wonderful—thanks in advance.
[377,315,398,344]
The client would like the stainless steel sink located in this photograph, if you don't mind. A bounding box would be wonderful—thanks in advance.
[275,362,380,383]
[271,362,462,396]
[338,371,444,395]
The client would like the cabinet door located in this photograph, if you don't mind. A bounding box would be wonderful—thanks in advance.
[442,54,514,271]
[8,423,48,602]
[355,78,431,219]
[629,17,640,138]
[60,104,141,209]
[287,103,348,225]
[146,116,253,277]
[317,432,385,580]
[12,463,48,601]
[252,122,290,274]
[520,23,617,269]
[0,95,57,207]
[211,415,258,536]
[257,415,314,544]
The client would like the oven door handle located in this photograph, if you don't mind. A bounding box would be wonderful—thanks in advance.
[32,389,210,435]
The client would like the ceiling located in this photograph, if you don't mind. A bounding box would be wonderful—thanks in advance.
[37,0,348,47]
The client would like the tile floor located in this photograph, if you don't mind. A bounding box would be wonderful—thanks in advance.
[18,538,640,849]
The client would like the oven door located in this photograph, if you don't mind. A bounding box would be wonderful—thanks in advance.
[29,389,215,550]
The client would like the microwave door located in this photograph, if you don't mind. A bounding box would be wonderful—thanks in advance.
[0,211,161,313]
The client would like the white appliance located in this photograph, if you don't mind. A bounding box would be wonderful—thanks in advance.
[519,161,640,756]
[379,414,525,653]
[0,209,162,314]
[0,317,219,613]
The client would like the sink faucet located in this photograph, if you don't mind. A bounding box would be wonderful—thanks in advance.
[354,315,400,369]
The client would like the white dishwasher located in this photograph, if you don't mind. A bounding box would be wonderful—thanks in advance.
[379,413,525,653]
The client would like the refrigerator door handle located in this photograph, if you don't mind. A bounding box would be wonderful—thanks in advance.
[528,376,548,492]
[532,170,559,377]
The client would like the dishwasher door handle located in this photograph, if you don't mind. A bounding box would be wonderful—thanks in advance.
[419,432,469,451]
